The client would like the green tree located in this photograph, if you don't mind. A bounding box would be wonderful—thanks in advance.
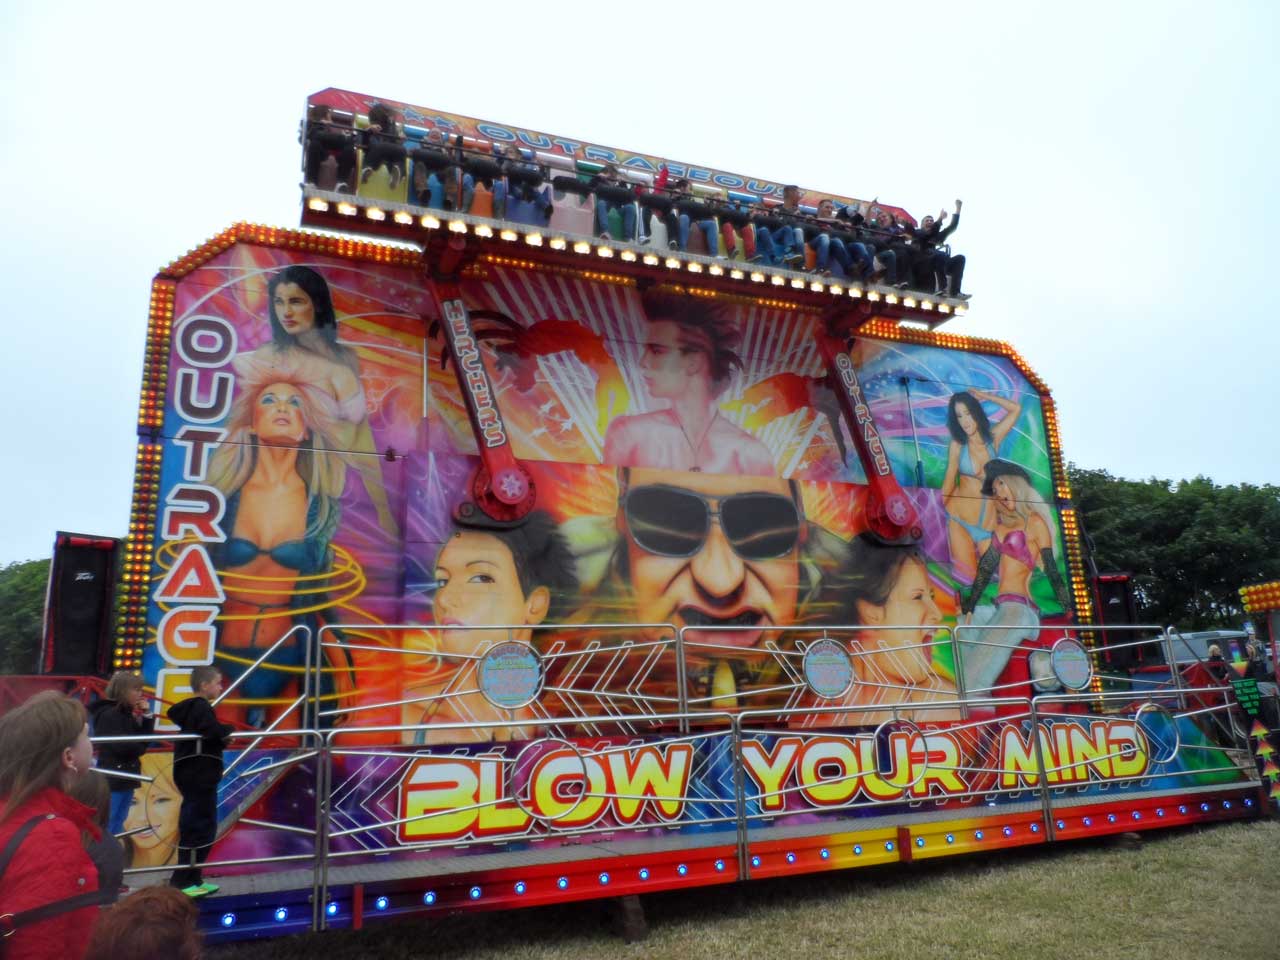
[1068,466,1280,630]
[0,559,51,674]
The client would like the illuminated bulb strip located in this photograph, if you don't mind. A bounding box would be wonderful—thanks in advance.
[687,262,702,273]
[573,241,591,254]
[643,253,659,265]
[525,233,543,246]
[337,202,358,217]
[620,249,637,262]
[366,207,386,222]
[596,246,614,257]
[307,198,330,212]
[500,229,518,241]
[665,257,680,269]
[730,269,744,280]
[709,264,724,276]
[422,215,441,229]
[549,237,567,250]
[448,220,467,233]
[474,224,494,238]
[393,211,413,225]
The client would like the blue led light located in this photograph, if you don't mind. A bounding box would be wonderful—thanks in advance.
[274,907,288,923]
[1132,811,1142,820]
[1056,820,1065,830]
[514,882,526,895]
[1082,817,1092,827]
[750,856,761,868]
[974,830,984,841]
[785,852,796,864]
[423,891,437,905]
[884,841,894,852]
[1107,813,1117,824]
[640,868,651,880]
[1178,805,1188,814]
[326,902,338,917]
[557,876,569,890]
[1002,826,1013,837]
[1030,823,1040,833]
[945,834,955,845]
[715,859,726,871]
[677,864,688,876]
[1223,800,1232,809]
[221,913,236,928]
[599,873,610,885]
[853,845,863,856]
[819,848,830,860]
[915,837,925,848]
[1201,803,1210,813]
[1245,798,1254,808]
[469,886,481,900]
[375,896,389,911]
[1156,808,1165,818]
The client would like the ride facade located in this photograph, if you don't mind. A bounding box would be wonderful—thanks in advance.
[106,88,1266,942]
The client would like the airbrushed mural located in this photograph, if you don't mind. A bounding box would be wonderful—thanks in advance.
[137,240,1250,870]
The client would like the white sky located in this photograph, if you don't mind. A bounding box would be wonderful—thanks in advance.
[1,0,1276,564]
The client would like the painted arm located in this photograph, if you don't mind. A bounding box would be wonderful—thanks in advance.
[1030,515,1070,610]
[972,389,1023,449]
[349,416,398,538]
[962,544,1000,615]
[940,440,961,511]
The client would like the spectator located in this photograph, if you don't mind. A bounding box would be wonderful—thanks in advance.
[67,772,125,905]
[912,199,966,297]
[592,163,637,241]
[302,105,356,193]
[166,666,234,898]
[359,102,407,190]
[86,886,202,960]
[0,691,102,960]
[88,670,156,835]
[1206,643,1229,683]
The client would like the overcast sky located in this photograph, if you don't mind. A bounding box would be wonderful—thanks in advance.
[1,0,1276,565]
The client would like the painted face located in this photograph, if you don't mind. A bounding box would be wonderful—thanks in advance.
[124,758,180,852]
[955,400,978,437]
[273,282,316,336]
[433,530,544,654]
[625,468,801,649]
[640,320,705,401]
[992,476,1017,512]
[253,382,306,444]
[855,558,941,685]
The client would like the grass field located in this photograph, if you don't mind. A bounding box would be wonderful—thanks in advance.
[213,819,1280,960]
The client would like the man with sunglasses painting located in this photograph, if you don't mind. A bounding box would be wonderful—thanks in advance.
[618,467,806,671]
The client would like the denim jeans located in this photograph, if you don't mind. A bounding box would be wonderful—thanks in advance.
[678,214,719,254]
[596,199,636,240]
[808,234,854,273]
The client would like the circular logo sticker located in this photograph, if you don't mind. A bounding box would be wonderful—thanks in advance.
[803,638,854,700]
[1051,638,1093,691]
[478,641,543,710]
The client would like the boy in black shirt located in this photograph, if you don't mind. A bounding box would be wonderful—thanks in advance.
[167,665,234,897]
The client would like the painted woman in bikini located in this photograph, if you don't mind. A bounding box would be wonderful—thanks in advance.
[207,354,351,728]
[958,460,1070,698]
[939,389,1023,583]
[234,265,398,537]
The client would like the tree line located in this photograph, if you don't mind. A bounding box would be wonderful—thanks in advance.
[0,468,1276,673]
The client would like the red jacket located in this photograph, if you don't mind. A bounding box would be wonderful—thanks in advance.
[0,787,101,960]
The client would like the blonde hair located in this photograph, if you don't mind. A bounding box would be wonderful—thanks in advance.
[998,472,1060,558]
[0,691,87,822]
[105,670,144,703]
[208,352,347,538]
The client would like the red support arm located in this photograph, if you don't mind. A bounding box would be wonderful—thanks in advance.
[816,331,922,544]
[426,261,536,525]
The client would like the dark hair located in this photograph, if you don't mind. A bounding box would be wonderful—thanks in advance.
[980,458,1031,497]
[86,887,202,960]
[451,511,579,622]
[946,391,994,446]
[844,534,927,621]
[266,265,338,348]
[640,293,744,388]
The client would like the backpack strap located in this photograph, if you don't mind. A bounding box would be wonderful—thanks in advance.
[0,814,108,942]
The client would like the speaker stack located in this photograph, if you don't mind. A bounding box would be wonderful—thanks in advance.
[40,532,120,677]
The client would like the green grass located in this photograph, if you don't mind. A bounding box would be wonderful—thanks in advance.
[213,819,1280,960]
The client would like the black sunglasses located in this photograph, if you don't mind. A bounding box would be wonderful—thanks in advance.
[623,484,801,561]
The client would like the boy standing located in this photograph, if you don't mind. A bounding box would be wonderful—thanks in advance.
[166,666,234,897]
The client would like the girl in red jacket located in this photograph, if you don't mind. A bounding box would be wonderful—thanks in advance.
[0,691,102,959]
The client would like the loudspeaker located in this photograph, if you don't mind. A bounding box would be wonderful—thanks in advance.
[41,533,119,676]
[1092,572,1156,668]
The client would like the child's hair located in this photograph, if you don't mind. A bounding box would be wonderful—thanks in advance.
[68,769,111,830]
[104,671,144,704]
[85,886,202,960]
[0,691,87,823]
[189,665,220,693]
